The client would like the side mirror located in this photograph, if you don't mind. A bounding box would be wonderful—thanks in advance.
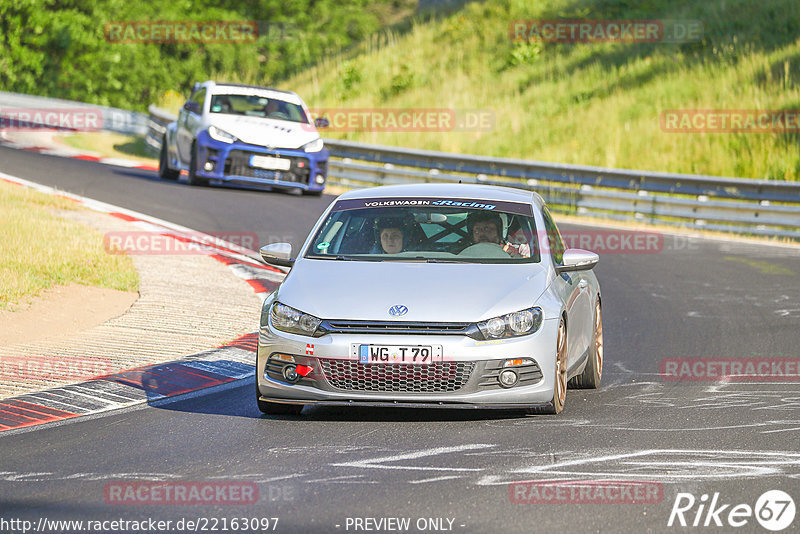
[556,249,599,273]
[260,243,294,267]
[314,117,329,128]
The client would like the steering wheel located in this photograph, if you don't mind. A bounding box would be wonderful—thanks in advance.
[458,242,511,258]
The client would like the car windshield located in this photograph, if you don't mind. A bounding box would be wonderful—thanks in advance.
[305,197,541,263]
[209,93,309,123]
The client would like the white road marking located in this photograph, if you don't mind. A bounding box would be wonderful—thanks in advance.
[331,444,494,472]
[409,475,462,484]
[475,449,800,485]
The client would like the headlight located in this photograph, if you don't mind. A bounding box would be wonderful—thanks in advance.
[301,137,324,152]
[208,125,237,144]
[270,302,323,337]
[477,307,543,340]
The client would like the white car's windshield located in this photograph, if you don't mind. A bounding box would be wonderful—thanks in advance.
[209,93,309,123]
[305,197,541,263]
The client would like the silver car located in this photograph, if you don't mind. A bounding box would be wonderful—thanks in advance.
[256,183,603,415]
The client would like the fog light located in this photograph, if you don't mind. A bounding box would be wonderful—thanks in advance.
[283,365,300,383]
[204,161,214,171]
[499,369,518,388]
[315,173,325,185]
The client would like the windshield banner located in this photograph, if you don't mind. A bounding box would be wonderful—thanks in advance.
[331,197,534,216]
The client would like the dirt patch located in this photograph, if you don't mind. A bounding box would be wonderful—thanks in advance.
[0,283,138,346]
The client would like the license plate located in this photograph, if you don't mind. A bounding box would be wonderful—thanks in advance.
[250,155,291,170]
[352,344,443,365]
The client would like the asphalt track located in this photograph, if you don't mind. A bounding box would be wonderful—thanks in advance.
[1,144,799,533]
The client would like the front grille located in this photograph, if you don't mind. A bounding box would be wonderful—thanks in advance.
[322,320,473,336]
[224,149,310,183]
[319,359,475,392]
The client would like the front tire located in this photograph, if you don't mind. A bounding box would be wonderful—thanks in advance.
[187,142,207,186]
[569,300,603,389]
[158,137,179,181]
[528,317,567,415]
[255,381,303,415]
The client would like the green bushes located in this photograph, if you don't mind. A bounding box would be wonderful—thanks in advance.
[0,0,412,110]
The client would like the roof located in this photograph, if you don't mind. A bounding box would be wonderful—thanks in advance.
[200,81,304,105]
[207,82,296,95]
[338,183,539,205]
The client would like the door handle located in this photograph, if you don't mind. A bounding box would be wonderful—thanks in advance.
[579,279,588,290]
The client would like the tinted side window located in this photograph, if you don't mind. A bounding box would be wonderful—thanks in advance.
[188,88,206,113]
[542,206,564,265]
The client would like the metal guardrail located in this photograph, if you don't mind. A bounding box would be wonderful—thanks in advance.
[147,107,800,239]
[0,91,148,136]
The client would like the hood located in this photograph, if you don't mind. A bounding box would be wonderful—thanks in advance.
[276,260,551,323]
[208,114,319,149]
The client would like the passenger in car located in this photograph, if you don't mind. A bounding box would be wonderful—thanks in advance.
[375,217,406,254]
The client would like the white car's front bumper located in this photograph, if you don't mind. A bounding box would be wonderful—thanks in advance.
[256,318,560,408]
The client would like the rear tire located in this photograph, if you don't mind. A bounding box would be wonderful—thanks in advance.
[255,381,303,415]
[568,300,603,389]
[187,142,207,186]
[528,317,567,415]
[158,137,179,181]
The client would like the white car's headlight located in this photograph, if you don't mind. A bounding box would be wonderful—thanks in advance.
[301,137,324,152]
[270,302,322,337]
[208,125,237,144]
[477,307,543,340]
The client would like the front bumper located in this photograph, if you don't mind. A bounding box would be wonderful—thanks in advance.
[256,318,560,407]
[195,131,328,192]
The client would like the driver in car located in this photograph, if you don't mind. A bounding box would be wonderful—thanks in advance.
[461,211,524,257]
[470,212,502,244]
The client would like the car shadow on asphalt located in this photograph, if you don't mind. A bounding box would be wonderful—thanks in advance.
[154,378,538,422]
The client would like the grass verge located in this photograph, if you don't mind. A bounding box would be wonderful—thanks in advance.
[287,0,800,181]
[0,181,139,311]
[57,132,158,164]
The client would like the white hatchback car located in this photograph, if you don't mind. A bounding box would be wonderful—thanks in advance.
[160,81,329,195]
[256,183,603,415]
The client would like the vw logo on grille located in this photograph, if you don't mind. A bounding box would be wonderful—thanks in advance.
[388,305,408,317]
